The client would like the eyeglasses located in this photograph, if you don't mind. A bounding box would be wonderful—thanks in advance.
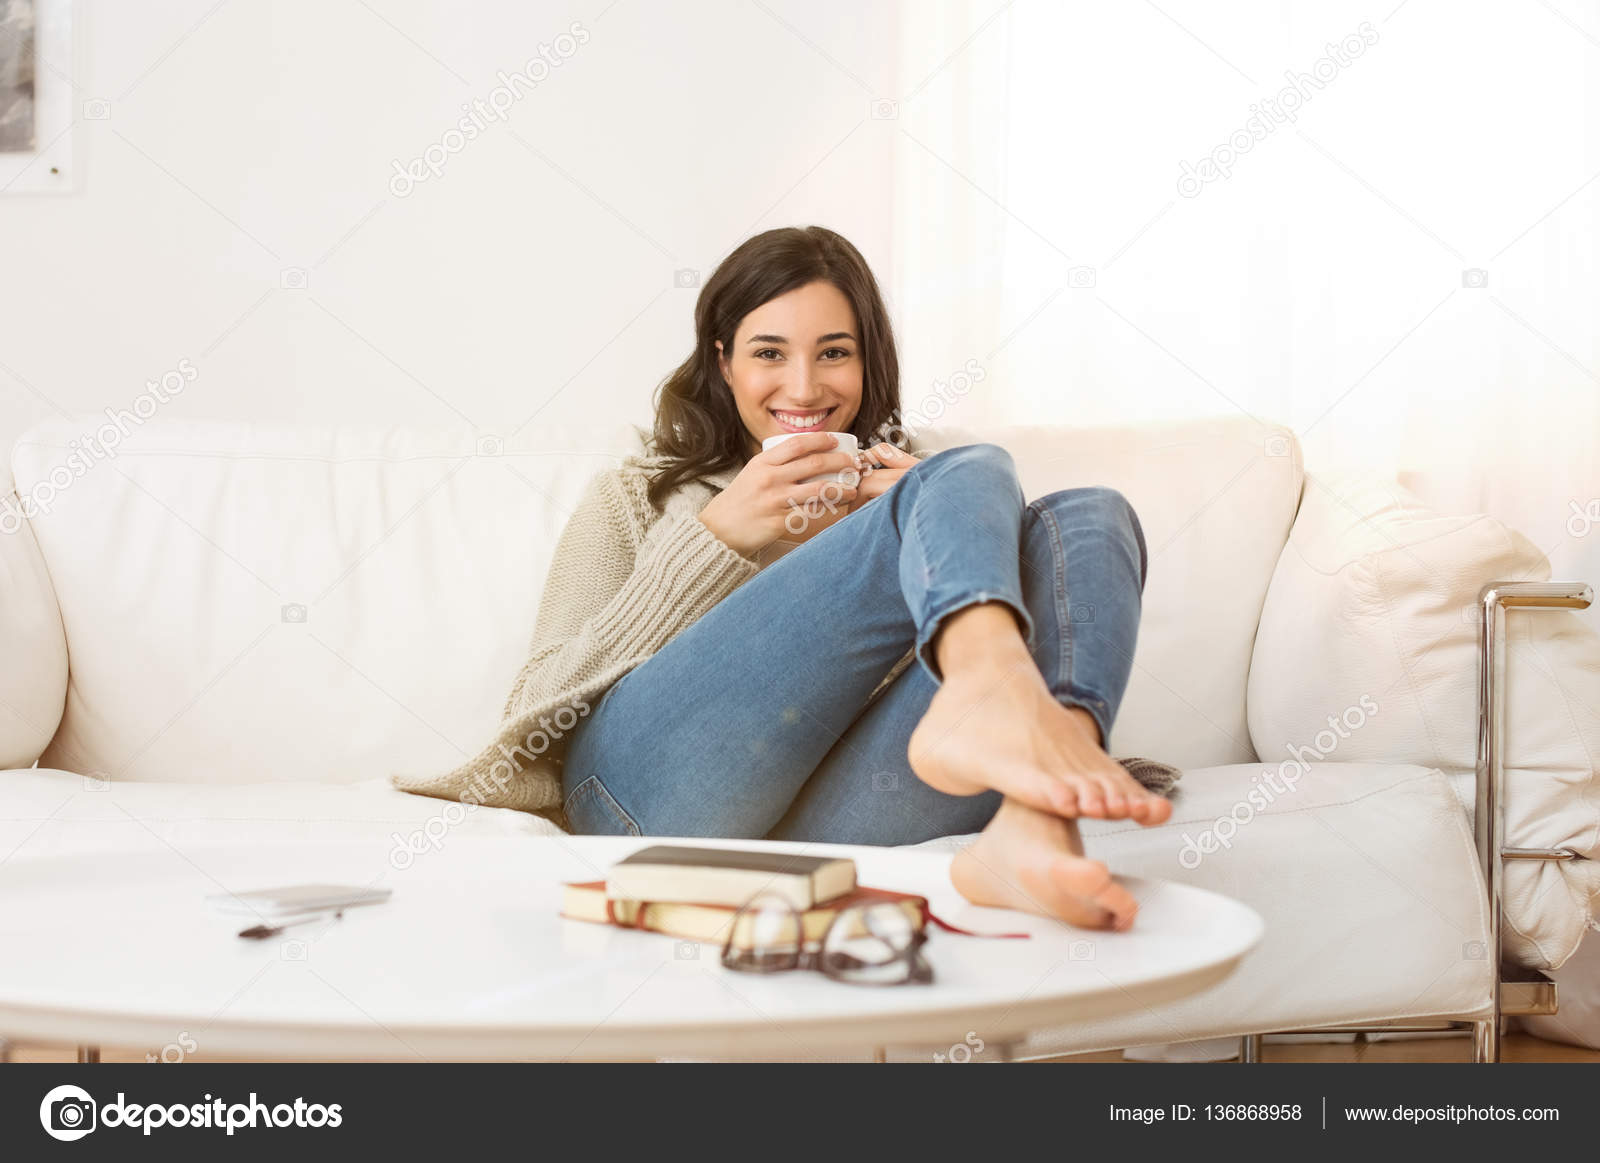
[720,890,934,986]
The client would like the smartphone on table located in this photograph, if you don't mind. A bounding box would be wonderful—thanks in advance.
[207,884,392,919]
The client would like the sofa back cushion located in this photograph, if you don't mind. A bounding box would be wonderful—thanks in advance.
[917,418,1302,768]
[10,414,1299,786]
[13,418,638,787]
[0,469,69,768]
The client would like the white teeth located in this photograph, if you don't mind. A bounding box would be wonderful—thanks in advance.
[775,411,826,428]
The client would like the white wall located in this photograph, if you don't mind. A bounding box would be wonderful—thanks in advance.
[4,0,1597,601]
[0,0,901,450]
[890,0,1600,598]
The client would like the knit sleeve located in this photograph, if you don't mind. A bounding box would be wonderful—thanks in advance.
[498,469,758,721]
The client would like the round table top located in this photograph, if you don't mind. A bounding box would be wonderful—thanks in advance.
[0,834,1262,1060]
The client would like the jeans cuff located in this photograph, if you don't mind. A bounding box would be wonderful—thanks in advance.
[1059,693,1114,751]
[915,591,1036,684]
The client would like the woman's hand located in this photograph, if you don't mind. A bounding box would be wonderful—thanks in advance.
[696,431,861,558]
[853,443,918,505]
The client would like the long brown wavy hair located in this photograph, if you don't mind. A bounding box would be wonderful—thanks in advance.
[645,226,902,507]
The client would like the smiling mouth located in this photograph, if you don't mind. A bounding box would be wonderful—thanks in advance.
[770,407,835,432]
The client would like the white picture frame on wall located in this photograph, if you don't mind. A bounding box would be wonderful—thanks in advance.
[0,0,76,194]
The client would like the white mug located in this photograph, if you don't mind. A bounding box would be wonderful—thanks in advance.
[762,431,859,485]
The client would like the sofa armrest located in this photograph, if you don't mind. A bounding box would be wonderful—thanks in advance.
[1472,580,1595,1060]
[0,478,68,768]
[1249,473,1600,972]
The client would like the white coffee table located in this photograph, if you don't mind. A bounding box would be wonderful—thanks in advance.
[0,835,1262,1060]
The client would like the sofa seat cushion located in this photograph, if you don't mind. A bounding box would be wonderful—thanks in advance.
[5,761,1496,1056]
[0,769,563,865]
[908,761,1494,1055]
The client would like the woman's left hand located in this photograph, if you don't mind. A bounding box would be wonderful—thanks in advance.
[852,443,918,505]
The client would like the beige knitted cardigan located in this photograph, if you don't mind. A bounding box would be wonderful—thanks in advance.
[391,451,1179,823]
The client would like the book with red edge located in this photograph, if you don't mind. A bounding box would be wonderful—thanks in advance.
[561,881,1030,949]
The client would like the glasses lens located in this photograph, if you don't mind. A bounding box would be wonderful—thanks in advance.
[721,891,803,973]
[820,903,922,984]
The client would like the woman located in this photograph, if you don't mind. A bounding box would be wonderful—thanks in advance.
[402,226,1172,930]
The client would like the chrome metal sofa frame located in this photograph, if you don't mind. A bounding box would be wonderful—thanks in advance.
[1241,579,1595,1064]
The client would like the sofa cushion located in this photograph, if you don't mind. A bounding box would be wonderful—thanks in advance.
[1518,923,1600,1049]
[0,768,563,866]
[4,761,1494,1054]
[0,469,68,769]
[907,760,1493,1054]
[1247,472,1600,968]
[11,417,642,788]
[10,415,1299,790]
[917,417,1303,768]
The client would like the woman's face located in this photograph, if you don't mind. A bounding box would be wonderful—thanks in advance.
[716,279,863,453]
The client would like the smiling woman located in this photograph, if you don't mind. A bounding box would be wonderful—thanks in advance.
[718,287,862,438]
[399,224,1174,931]
[645,227,902,507]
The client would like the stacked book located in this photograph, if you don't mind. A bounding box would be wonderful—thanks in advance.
[561,845,933,950]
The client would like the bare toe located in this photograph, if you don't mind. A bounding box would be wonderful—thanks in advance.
[1098,779,1131,818]
[1137,793,1173,825]
[1045,860,1120,927]
[1074,780,1107,817]
[952,799,1141,930]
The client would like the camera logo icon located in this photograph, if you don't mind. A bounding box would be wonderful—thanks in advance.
[870,98,898,119]
[280,268,309,290]
[1566,498,1600,539]
[673,268,700,289]
[674,941,700,961]
[281,603,307,623]
[281,939,309,961]
[1067,266,1097,289]
[1462,940,1487,960]
[871,771,900,792]
[40,1084,97,1141]
[1069,939,1096,961]
[1461,268,1488,289]
[1264,433,1291,457]
[1070,603,1096,624]
[82,99,111,121]
[476,434,504,456]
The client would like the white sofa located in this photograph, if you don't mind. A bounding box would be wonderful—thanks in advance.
[3,413,1597,1061]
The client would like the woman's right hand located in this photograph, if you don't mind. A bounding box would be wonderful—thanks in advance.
[696,431,861,558]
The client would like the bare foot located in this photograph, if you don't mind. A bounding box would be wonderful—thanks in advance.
[907,607,1171,824]
[950,797,1138,930]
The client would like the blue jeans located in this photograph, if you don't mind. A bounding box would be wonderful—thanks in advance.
[560,443,1148,845]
